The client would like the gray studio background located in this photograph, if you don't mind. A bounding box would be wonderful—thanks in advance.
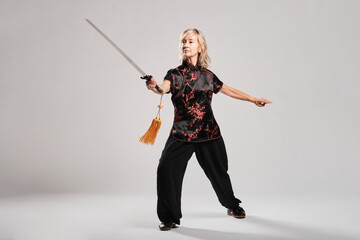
[1,0,359,202]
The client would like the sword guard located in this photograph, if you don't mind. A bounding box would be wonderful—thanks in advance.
[140,75,153,81]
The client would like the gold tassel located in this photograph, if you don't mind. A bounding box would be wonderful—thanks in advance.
[139,93,164,145]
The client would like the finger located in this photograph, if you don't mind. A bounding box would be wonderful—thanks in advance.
[259,98,269,102]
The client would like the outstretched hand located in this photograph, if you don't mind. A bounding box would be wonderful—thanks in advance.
[253,98,272,107]
[145,77,157,90]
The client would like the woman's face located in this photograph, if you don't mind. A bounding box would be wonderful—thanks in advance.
[181,32,200,59]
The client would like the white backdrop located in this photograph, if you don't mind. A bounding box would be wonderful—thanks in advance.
[1,0,359,202]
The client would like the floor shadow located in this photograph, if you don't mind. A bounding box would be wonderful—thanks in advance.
[133,215,358,240]
[244,215,357,240]
[173,226,292,240]
[184,211,225,218]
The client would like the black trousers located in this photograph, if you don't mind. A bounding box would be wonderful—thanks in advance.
[157,134,241,225]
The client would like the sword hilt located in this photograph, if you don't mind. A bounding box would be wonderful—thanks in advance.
[141,75,164,94]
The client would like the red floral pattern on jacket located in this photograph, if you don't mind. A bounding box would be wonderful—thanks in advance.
[163,61,224,142]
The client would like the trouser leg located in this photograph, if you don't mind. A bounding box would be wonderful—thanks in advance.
[194,136,241,209]
[157,135,195,225]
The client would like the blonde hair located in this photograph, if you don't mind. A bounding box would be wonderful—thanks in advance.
[179,29,211,69]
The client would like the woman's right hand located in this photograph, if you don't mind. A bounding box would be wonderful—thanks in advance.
[145,77,157,90]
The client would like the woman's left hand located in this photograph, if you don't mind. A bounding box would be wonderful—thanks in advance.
[253,98,272,107]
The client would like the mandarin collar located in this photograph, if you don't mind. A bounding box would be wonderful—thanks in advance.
[181,60,201,71]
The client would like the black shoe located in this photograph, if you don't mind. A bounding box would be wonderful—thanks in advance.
[159,222,178,231]
[227,206,246,218]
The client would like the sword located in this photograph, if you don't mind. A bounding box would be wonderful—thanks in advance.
[85,18,163,93]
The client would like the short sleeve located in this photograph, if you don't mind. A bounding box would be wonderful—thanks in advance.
[163,69,175,94]
[212,73,224,94]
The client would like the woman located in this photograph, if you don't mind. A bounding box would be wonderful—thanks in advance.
[145,28,272,231]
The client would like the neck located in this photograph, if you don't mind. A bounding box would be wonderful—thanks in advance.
[185,55,198,66]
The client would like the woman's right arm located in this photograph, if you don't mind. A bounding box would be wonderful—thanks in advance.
[146,78,171,95]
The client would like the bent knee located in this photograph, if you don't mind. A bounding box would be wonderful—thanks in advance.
[157,156,175,177]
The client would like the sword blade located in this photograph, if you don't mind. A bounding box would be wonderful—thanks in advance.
[85,18,147,76]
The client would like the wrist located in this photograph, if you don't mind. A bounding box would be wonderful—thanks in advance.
[249,96,256,103]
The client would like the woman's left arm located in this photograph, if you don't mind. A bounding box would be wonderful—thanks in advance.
[219,83,272,107]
